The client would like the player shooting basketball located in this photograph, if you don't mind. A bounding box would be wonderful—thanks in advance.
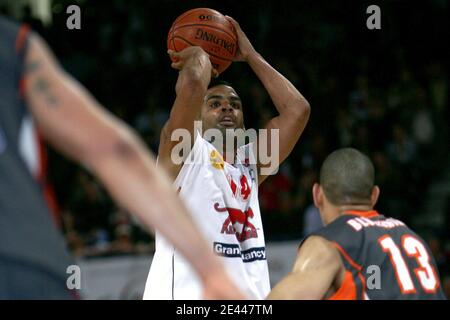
[144,15,310,299]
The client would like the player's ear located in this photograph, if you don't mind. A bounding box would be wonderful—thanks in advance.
[312,183,322,208]
[371,185,380,207]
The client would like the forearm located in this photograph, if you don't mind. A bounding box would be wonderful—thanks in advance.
[168,56,211,130]
[171,69,208,118]
[267,272,327,300]
[247,53,309,117]
[88,132,222,279]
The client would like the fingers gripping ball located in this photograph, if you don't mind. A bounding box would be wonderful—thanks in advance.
[167,8,238,75]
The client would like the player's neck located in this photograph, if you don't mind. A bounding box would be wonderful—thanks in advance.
[323,204,374,225]
[338,204,374,214]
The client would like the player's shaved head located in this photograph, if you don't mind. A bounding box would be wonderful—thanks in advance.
[319,148,375,205]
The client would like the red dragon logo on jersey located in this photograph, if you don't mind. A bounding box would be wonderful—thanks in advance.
[214,202,258,242]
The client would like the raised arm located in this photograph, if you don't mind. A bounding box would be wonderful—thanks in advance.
[24,32,243,299]
[158,47,216,179]
[267,236,343,300]
[226,17,310,184]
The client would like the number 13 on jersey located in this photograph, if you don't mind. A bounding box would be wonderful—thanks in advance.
[379,235,440,294]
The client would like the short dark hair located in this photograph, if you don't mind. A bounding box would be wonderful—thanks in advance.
[319,148,375,205]
[208,79,234,90]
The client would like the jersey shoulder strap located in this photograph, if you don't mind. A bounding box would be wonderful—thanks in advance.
[310,215,363,248]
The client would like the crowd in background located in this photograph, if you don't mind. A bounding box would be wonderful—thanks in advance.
[4,0,449,293]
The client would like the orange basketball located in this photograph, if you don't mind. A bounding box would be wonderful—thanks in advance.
[167,8,238,75]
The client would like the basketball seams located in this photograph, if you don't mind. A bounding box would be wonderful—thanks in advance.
[171,23,237,43]
[171,35,177,52]
[170,24,237,59]
[171,36,234,62]
[171,10,195,26]
[169,33,235,61]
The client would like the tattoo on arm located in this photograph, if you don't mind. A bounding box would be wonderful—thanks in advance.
[26,60,59,107]
[33,78,58,107]
[25,60,41,74]
[113,140,138,161]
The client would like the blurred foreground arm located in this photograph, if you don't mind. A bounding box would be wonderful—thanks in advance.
[24,32,244,299]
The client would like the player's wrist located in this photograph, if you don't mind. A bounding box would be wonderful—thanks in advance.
[203,270,229,293]
[198,260,228,282]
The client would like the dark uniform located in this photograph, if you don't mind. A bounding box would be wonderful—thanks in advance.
[307,210,446,300]
[0,16,75,299]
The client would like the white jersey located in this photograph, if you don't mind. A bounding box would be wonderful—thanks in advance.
[143,133,270,300]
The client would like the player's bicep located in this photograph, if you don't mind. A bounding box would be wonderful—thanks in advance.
[24,32,130,166]
[267,236,341,299]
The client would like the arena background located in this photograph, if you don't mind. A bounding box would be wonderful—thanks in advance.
[1,0,449,298]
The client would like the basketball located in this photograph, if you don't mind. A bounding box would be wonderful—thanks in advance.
[167,8,238,75]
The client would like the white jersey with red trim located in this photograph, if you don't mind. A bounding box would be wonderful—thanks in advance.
[143,133,270,300]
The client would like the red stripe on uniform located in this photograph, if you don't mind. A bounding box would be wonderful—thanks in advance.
[332,241,367,299]
[332,242,362,271]
[36,130,62,228]
[18,77,26,98]
[344,210,380,219]
[15,24,30,53]
[329,271,357,300]
[16,24,30,98]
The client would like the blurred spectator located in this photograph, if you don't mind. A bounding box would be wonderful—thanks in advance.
[69,172,113,236]
[336,109,353,146]
[386,124,417,165]
[293,168,316,212]
[62,210,86,258]
[260,162,294,212]
[367,97,389,151]
[443,276,450,300]
[412,105,434,145]
[0,5,9,15]
[428,237,449,276]
[302,204,322,238]
[427,63,447,114]
[111,224,134,255]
